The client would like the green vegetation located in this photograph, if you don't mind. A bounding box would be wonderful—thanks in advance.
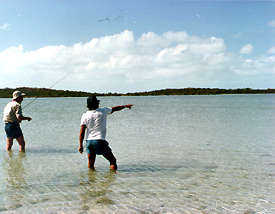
[126,88,275,96]
[0,87,274,98]
[0,87,100,98]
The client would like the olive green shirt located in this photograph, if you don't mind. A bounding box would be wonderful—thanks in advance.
[3,101,23,123]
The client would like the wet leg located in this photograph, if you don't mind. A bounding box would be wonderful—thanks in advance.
[88,152,96,170]
[103,150,117,170]
[16,136,25,152]
[6,138,13,151]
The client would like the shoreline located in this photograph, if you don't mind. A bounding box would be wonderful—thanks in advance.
[0,87,275,98]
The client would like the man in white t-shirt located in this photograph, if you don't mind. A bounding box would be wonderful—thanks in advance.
[78,96,133,170]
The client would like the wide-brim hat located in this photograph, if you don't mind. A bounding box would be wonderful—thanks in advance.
[12,90,26,99]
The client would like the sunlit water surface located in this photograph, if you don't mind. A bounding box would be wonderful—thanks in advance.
[0,95,275,214]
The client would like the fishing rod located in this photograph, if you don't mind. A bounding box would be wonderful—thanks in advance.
[22,73,70,109]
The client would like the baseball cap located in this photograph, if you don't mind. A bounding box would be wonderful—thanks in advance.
[87,96,100,105]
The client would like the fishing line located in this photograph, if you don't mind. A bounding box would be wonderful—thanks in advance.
[22,73,70,110]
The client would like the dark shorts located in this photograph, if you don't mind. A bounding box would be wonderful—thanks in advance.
[86,140,112,155]
[5,122,23,138]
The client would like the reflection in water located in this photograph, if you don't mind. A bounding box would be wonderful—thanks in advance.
[2,152,27,211]
[78,170,116,212]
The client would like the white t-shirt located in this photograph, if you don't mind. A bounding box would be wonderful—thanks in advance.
[80,107,112,140]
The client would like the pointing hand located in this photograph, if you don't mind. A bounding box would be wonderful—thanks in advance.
[125,104,133,109]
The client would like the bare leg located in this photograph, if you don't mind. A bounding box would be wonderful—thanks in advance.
[6,138,13,151]
[88,152,96,170]
[16,135,26,152]
[103,150,117,170]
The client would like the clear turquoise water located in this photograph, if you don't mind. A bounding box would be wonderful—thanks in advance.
[0,95,275,214]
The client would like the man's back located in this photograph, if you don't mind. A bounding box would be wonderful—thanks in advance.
[81,107,112,140]
[3,101,21,123]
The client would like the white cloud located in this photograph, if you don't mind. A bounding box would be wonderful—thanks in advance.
[0,23,10,31]
[0,30,274,92]
[268,20,275,27]
[240,44,253,54]
[268,46,275,54]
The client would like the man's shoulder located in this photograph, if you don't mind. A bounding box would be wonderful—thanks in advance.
[82,109,98,117]
[6,101,20,108]
[11,100,20,106]
[82,110,92,116]
[83,107,111,116]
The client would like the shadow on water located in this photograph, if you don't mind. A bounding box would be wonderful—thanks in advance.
[118,160,218,173]
[118,164,183,173]
[26,147,76,154]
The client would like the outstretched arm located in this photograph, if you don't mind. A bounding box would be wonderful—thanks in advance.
[111,104,133,113]
[79,125,86,153]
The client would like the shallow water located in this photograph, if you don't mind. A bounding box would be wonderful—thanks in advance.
[0,95,275,213]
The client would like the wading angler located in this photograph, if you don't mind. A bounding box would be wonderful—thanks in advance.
[3,91,32,152]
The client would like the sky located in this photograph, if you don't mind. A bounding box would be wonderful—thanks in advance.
[0,0,275,93]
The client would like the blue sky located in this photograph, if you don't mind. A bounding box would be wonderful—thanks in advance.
[0,0,275,93]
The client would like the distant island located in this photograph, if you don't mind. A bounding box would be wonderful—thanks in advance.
[0,87,275,98]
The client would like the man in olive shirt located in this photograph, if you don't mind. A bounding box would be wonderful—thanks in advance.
[3,91,32,152]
